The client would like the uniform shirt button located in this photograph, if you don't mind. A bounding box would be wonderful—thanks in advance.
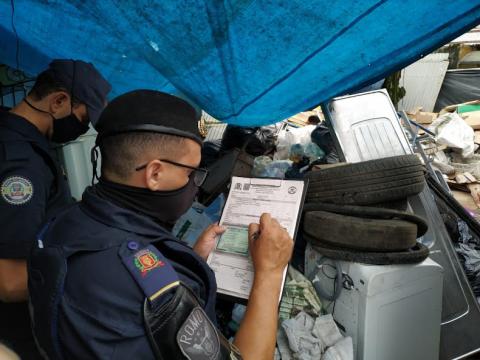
[127,241,139,250]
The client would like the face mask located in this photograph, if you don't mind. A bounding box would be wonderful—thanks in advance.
[95,176,199,226]
[51,114,89,143]
[24,98,89,143]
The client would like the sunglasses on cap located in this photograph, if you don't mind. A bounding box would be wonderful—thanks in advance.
[135,159,208,187]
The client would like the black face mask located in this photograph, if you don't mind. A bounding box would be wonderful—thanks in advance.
[51,114,89,143]
[24,99,89,143]
[95,176,199,227]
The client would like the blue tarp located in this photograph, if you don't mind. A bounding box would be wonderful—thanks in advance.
[0,1,479,126]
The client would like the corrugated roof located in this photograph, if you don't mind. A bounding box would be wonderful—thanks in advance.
[398,53,450,112]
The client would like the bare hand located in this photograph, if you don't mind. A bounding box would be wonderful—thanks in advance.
[193,223,226,260]
[248,213,293,276]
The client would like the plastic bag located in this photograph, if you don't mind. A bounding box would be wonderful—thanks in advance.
[457,219,473,244]
[304,143,325,162]
[289,143,305,163]
[288,143,325,163]
[228,303,247,332]
[222,125,276,156]
[275,125,317,160]
[252,156,273,176]
[263,160,292,178]
[429,113,475,158]
[252,156,292,178]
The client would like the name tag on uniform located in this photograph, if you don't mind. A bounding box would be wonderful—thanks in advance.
[120,243,180,302]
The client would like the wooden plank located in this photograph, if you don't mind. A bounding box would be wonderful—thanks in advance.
[455,174,469,184]
[468,184,480,208]
[422,143,447,156]
[447,180,469,192]
[452,190,480,222]
[452,190,478,210]
[464,172,477,183]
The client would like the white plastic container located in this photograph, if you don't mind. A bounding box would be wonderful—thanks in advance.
[57,128,100,200]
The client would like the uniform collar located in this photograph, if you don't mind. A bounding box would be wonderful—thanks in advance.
[81,186,173,238]
[0,110,49,148]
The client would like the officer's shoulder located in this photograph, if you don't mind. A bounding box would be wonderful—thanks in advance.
[0,139,38,162]
[118,241,181,302]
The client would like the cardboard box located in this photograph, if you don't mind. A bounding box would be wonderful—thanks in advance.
[416,111,437,124]
[474,131,480,144]
[407,106,437,124]
[463,111,480,130]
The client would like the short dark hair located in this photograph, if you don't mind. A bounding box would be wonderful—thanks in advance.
[100,132,187,180]
[307,115,320,125]
[28,70,79,104]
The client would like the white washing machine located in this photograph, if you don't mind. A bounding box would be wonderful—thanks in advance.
[305,243,444,360]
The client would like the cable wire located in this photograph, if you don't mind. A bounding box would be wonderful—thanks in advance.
[10,0,20,71]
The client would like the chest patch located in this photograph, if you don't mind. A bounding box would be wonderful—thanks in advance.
[1,176,33,205]
[177,306,221,360]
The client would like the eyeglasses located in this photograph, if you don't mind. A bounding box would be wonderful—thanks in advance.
[135,159,209,187]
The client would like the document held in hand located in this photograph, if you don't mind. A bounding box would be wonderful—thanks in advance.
[207,176,307,300]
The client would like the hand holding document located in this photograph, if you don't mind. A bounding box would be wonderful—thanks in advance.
[247,214,293,275]
[207,176,307,299]
[193,223,226,260]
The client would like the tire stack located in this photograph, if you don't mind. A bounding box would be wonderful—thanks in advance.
[303,155,430,265]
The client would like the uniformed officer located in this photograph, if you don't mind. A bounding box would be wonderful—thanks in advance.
[0,59,111,359]
[28,90,294,359]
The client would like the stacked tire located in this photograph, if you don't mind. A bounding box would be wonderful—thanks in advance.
[304,155,429,265]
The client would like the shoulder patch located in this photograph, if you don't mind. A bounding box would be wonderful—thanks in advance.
[1,176,34,205]
[120,243,180,302]
[134,248,164,275]
[177,306,221,360]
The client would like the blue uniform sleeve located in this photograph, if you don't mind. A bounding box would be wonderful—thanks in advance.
[0,154,50,259]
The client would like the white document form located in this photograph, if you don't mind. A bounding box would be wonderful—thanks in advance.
[207,176,306,299]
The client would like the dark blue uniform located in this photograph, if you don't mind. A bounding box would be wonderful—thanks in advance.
[0,111,72,358]
[28,186,218,359]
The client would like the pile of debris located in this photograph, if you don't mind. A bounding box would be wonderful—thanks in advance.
[409,99,480,304]
[411,100,480,219]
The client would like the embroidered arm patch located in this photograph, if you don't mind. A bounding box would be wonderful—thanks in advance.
[120,243,180,302]
[1,176,34,205]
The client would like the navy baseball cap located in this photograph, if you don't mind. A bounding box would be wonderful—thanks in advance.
[47,59,111,126]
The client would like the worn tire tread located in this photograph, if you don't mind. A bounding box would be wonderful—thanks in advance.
[306,235,429,265]
[307,180,425,205]
[304,211,418,251]
[306,155,422,181]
